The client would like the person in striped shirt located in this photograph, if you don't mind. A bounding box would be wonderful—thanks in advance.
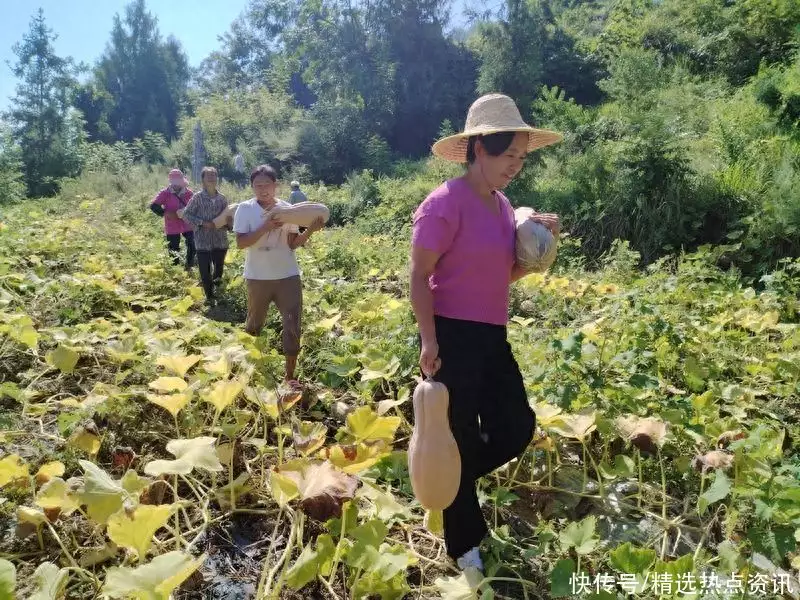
[181,166,230,305]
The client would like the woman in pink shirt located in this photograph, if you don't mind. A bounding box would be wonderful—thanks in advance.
[410,94,563,580]
[149,169,196,269]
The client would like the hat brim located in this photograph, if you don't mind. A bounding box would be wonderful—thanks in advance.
[432,126,563,163]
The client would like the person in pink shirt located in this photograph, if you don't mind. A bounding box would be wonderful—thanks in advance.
[149,169,196,269]
[409,94,563,582]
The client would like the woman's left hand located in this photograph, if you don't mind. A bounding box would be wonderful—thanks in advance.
[528,211,560,237]
[307,216,325,234]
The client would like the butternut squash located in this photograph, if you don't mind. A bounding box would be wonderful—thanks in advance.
[212,202,240,228]
[264,201,330,228]
[514,207,558,273]
[407,379,461,510]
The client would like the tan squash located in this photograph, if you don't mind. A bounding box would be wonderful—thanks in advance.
[407,379,461,510]
[264,201,330,228]
[514,207,558,273]
[212,202,240,228]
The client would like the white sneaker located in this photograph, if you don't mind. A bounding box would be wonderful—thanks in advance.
[456,546,484,572]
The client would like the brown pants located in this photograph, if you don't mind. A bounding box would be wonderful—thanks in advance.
[245,276,302,356]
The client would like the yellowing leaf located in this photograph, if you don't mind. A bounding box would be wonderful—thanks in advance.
[313,313,341,331]
[16,324,39,349]
[69,427,101,456]
[18,506,48,527]
[146,393,191,418]
[322,443,388,474]
[345,406,401,444]
[549,412,597,441]
[0,558,15,600]
[156,354,202,378]
[533,402,563,427]
[144,437,223,476]
[245,386,279,419]
[270,469,301,507]
[102,551,206,600]
[120,470,150,496]
[293,421,328,456]
[45,344,79,374]
[203,354,230,377]
[148,377,187,393]
[0,454,29,488]
[28,562,68,600]
[205,380,242,413]
[107,504,178,560]
[76,461,146,525]
[35,478,80,514]
[434,572,478,600]
[35,462,65,486]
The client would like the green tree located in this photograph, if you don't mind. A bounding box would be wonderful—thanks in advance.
[4,9,82,196]
[0,124,27,203]
[88,0,190,141]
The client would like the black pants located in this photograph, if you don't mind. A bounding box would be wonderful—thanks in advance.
[197,248,227,300]
[428,315,536,561]
[166,232,196,268]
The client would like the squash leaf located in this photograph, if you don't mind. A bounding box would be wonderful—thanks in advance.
[559,516,599,555]
[321,443,387,474]
[102,551,206,600]
[76,461,146,525]
[285,534,336,590]
[292,421,328,456]
[0,455,29,488]
[156,354,201,378]
[28,562,68,600]
[345,406,400,444]
[148,377,187,393]
[0,558,15,600]
[205,380,242,413]
[35,462,65,487]
[146,393,191,418]
[107,504,178,560]
[273,460,358,521]
[46,345,79,374]
[35,478,80,514]
[68,427,101,456]
[144,437,223,476]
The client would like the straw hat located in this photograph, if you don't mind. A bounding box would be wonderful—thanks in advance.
[432,93,563,163]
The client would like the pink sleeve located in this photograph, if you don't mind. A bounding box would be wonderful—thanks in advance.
[152,189,166,206]
[411,193,458,254]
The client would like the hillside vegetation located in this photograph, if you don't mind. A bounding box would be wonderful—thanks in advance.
[0,169,798,598]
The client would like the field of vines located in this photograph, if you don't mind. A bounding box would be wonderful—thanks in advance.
[1,189,799,600]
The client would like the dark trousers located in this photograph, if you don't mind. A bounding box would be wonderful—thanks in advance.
[166,231,195,268]
[197,248,227,300]
[429,315,536,561]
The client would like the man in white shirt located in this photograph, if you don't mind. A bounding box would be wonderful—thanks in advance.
[233,164,324,387]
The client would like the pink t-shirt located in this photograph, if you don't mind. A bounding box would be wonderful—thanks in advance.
[412,178,516,326]
[152,187,194,235]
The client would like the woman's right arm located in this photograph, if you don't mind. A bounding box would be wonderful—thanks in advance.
[410,245,441,377]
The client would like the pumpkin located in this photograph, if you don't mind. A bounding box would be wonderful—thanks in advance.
[407,379,461,510]
[264,201,330,228]
[514,207,558,273]
[212,202,240,228]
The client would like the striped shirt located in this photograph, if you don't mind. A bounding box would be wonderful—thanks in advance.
[182,190,230,251]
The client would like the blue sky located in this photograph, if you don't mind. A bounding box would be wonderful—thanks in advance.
[0,0,251,111]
